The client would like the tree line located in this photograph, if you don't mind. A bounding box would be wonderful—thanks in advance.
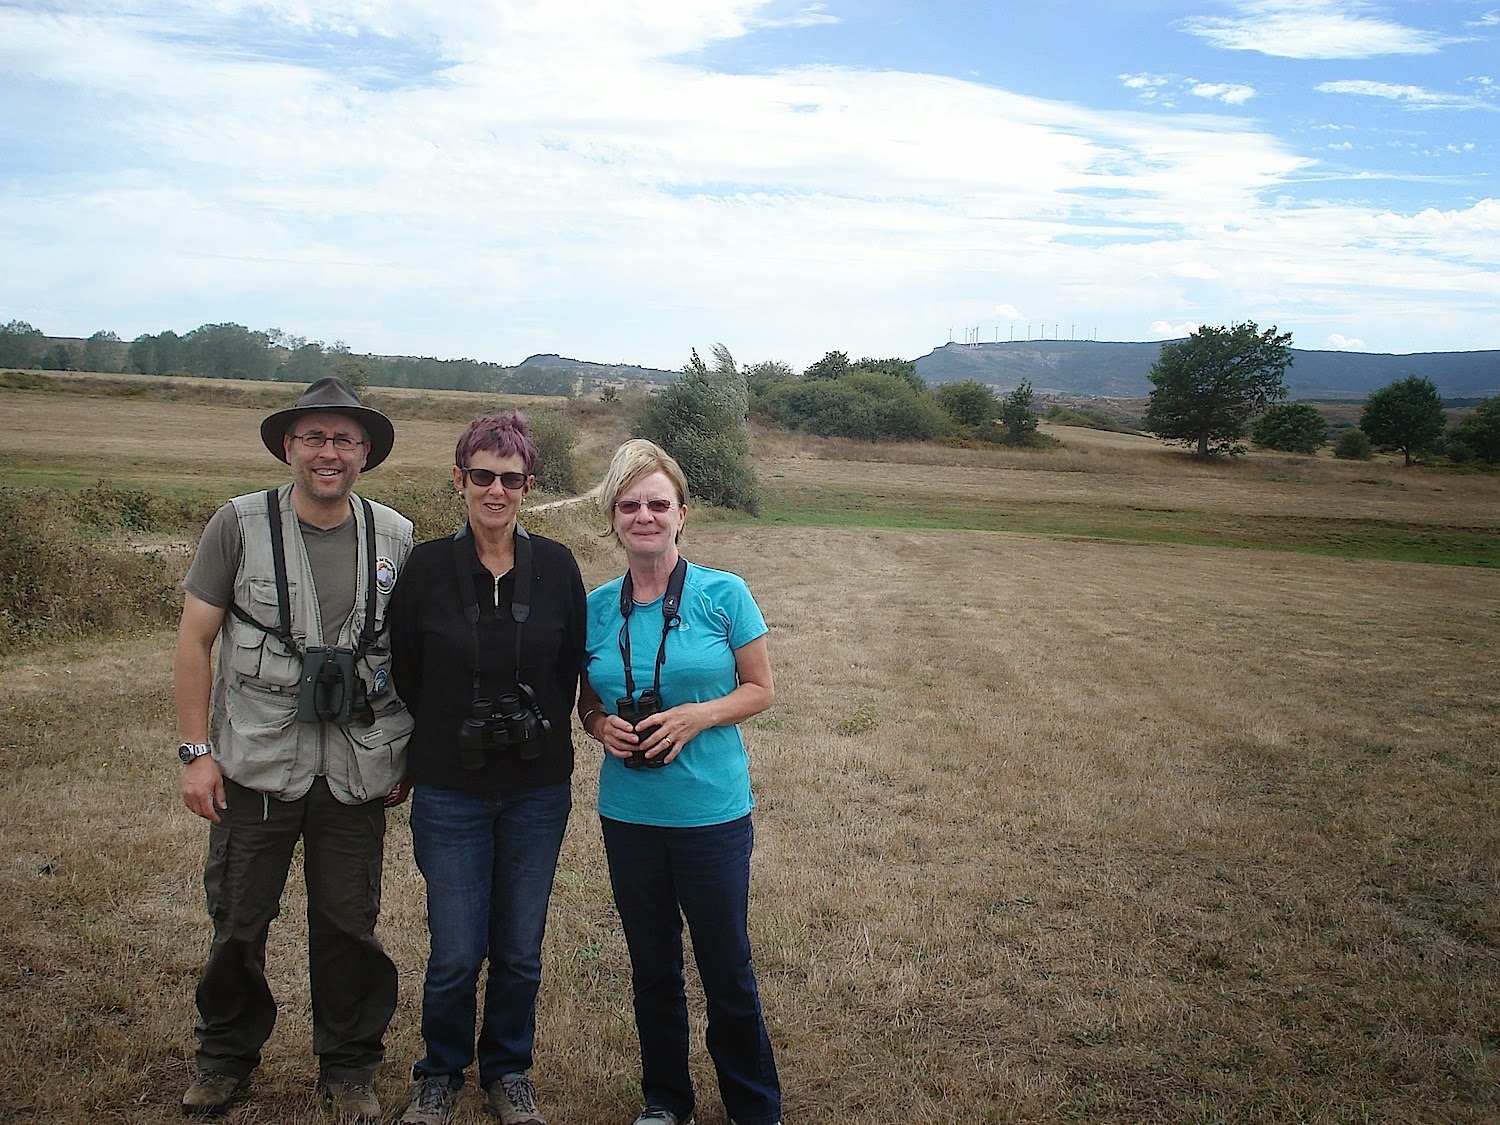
[0,321,577,397]
[1140,321,1499,467]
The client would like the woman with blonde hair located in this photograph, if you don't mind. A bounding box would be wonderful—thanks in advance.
[577,439,782,1125]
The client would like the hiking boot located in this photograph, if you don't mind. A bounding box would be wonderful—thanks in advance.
[181,1071,249,1116]
[485,1071,544,1124]
[319,1080,381,1123]
[399,1077,457,1125]
[633,1108,695,1125]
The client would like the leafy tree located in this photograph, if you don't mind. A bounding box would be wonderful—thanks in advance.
[1332,430,1374,460]
[1359,374,1445,466]
[1252,402,1329,454]
[181,323,274,380]
[934,380,1000,430]
[635,345,758,513]
[1143,321,1293,456]
[0,320,45,368]
[999,379,1040,444]
[803,350,853,381]
[1444,397,1500,465]
[82,330,123,373]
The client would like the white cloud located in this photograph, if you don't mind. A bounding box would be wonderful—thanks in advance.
[1186,80,1257,105]
[1317,79,1499,110]
[1182,1,1459,60]
[1,0,1497,365]
[1327,333,1366,349]
[1149,321,1200,339]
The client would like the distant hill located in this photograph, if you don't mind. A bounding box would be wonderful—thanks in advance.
[913,340,1500,400]
[516,353,679,385]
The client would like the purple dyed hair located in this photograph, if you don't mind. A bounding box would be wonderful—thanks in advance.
[454,411,536,473]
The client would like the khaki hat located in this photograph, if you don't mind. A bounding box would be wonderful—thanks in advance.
[260,377,395,471]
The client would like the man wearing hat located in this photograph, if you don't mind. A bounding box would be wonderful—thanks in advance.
[175,377,414,1121]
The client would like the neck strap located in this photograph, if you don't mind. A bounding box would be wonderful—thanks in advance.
[232,487,376,656]
[453,523,533,698]
[618,556,688,701]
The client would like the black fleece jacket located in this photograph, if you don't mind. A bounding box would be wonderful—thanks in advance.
[389,526,586,795]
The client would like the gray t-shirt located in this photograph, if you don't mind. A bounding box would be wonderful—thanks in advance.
[183,500,358,642]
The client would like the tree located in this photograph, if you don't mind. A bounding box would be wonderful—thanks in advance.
[41,342,81,371]
[0,320,45,368]
[1252,402,1329,454]
[803,350,852,381]
[1360,374,1445,466]
[1143,322,1293,456]
[998,379,1040,444]
[82,330,123,373]
[1332,430,1374,460]
[635,345,759,513]
[934,380,1000,430]
[1446,397,1500,465]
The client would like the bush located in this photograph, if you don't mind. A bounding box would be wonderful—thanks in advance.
[636,346,759,513]
[0,488,183,654]
[1333,430,1374,460]
[1252,403,1329,454]
[528,411,581,494]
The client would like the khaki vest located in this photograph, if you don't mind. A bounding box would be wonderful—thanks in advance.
[210,484,414,803]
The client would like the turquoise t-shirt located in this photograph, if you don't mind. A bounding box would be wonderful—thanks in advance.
[585,561,768,828]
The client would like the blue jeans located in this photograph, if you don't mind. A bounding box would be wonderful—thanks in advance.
[409,782,571,1088]
[602,814,781,1125]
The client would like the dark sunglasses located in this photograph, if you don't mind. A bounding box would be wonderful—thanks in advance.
[460,467,529,489]
[614,498,676,515]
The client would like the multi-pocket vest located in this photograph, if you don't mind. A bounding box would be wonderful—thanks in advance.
[210,484,414,803]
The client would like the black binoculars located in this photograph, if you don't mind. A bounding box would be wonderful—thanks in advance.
[297,646,372,725]
[458,684,551,769]
[616,690,665,769]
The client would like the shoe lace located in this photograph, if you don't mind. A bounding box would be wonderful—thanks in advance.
[417,1079,451,1110]
[500,1073,538,1113]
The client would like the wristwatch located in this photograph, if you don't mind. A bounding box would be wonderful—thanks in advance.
[177,742,213,764]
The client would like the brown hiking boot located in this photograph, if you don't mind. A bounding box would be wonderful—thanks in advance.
[319,1080,382,1123]
[181,1071,249,1116]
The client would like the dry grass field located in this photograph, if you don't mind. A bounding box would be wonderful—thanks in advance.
[2,379,1498,1124]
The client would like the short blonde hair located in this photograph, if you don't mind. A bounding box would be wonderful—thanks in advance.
[597,439,689,543]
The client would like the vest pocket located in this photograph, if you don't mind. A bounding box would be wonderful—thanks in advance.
[332,706,414,803]
[229,580,301,688]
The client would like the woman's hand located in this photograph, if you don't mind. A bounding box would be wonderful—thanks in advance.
[632,702,711,766]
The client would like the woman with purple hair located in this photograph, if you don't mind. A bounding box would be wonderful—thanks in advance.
[388,412,586,1125]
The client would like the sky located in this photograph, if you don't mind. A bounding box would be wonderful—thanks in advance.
[1,0,1497,372]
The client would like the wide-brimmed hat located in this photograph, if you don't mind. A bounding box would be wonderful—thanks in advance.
[260,377,395,471]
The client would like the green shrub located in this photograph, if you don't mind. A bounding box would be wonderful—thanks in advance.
[528,411,581,494]
[1333,430,1375,460]
[0,488,182,654]
[1252,403,1329,454]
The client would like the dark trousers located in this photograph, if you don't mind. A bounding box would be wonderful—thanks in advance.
[409,782,572,1088]
[194,776,397,1083]
[602,814,781,1125]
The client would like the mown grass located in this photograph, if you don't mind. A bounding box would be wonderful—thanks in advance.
[2,384,1499,1124]
[756,493,1500,567]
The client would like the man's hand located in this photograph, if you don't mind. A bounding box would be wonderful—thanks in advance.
[181,755,227,824]
[384,779,412,807]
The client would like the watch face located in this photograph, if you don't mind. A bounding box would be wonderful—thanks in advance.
[178,743,210,763]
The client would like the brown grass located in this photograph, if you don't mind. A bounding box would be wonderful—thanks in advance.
[1,389,1497,1124]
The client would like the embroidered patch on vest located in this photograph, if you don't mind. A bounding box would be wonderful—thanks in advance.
[375,556,398,594]
[371,667,389,696]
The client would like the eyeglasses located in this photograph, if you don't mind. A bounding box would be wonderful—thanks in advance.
[614,498,676,515]
[461,467,529,490]
[292,431,366,451]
